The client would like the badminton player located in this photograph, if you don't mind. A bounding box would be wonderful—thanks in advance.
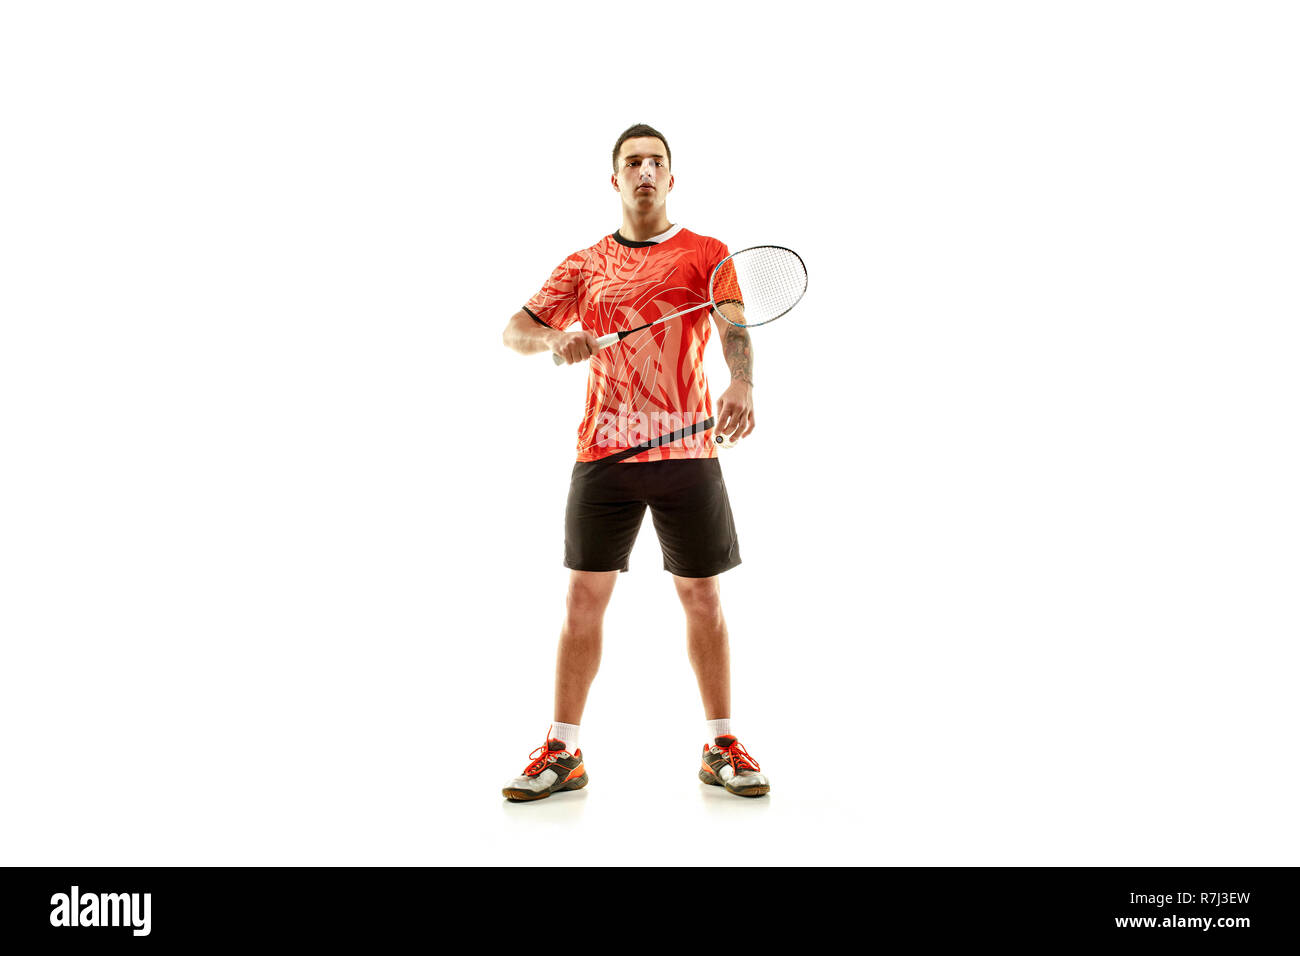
[499,124,769,800]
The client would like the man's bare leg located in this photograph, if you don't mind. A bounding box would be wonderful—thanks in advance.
[673,574,730,719]
[553,569,619,724]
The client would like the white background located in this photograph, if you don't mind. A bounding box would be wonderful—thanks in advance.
[2,1,1296,866]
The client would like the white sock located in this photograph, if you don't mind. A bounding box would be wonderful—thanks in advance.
[705,718,731,744]
[551,721,580,754]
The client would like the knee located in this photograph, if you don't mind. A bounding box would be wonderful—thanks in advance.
[676,578,722,620]
[565,579,611,626]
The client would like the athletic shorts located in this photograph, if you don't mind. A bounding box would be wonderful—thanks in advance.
[564,458,741,578]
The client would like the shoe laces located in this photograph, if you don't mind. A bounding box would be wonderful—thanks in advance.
[715,738,760,773]
[522,728,572,777]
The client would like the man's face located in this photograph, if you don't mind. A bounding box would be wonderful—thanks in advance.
[612,136,673,213]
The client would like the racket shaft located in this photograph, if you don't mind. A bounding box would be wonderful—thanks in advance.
[552,300,714,365]
[630,299,714,331]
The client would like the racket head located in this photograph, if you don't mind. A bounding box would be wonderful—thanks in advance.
[708,245,808,328]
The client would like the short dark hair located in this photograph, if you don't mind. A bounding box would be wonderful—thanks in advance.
[612,123,671,173]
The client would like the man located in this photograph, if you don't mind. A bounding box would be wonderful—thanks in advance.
[499,123,769,800]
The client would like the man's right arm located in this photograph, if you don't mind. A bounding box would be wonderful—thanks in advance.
[502,309,555,354]
[501,310,599,365]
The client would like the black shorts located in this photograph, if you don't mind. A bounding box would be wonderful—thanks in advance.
[564,458,741,578]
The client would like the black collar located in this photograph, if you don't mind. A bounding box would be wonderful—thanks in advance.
[612,230,658,248]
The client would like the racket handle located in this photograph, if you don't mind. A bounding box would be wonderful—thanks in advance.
[551,331,622,366]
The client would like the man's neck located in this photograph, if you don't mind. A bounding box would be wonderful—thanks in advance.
[619,209,673,242]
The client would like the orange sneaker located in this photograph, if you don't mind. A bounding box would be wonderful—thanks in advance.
[699,734,770,797]
[502,734,588,802]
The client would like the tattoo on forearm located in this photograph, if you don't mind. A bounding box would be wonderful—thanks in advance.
[723,326,753,384]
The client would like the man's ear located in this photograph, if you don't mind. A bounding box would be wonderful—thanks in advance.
[667,174,675,193]
[611,173,620,192]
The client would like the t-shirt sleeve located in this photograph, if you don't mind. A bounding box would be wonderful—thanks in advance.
[523,254,581,331]
[708,239,743,309]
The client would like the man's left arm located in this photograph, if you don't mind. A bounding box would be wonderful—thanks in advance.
[712,308,755,443]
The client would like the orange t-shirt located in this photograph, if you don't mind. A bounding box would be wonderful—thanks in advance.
[524,225,730,463]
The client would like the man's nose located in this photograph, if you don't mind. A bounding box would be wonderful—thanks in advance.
[638,159,656,182]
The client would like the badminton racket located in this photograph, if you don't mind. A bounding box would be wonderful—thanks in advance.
[551,245,807,366]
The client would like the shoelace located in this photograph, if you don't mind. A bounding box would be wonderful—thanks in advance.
[717,739,761,773]
[523,741,572,777]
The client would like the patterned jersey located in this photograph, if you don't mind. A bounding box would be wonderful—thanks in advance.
[524,225,730,463]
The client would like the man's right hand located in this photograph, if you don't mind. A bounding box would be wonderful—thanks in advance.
[551,329,601,365]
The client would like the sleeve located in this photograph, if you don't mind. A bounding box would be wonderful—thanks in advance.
[708,238,743,309]
[522,253,582,331]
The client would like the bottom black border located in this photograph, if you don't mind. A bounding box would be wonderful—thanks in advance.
[1,867,1294,944]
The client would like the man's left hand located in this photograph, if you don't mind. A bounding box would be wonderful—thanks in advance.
[715,381,754,444]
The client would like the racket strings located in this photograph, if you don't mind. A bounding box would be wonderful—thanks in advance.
[713,246,807,327]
